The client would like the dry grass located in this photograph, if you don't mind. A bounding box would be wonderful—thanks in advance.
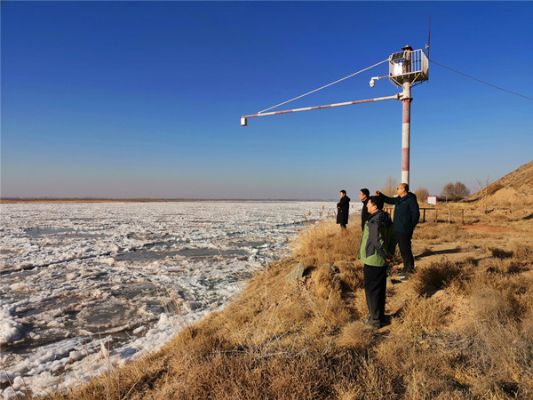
[411,260,463,296]
[291,221,362,266]
[41,207,533,400]
[336,321,373,351]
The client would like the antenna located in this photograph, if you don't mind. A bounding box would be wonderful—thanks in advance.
[425,17,432,60]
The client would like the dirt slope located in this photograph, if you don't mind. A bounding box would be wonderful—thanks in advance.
[468,160,533,205]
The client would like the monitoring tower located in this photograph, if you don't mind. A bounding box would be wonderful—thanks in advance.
[241,45,429,186]
[385,45,429,185]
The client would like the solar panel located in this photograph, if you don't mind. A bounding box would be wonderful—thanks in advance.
[390,51,405,62]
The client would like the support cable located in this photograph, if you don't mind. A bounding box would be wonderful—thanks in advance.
[430,59,533,102]
[258,58,389,114]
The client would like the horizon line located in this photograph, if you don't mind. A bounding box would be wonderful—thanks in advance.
[0,197,336,203]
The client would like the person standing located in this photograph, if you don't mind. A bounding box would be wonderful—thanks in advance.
[336,190,350,230]
[359,188,370,231]
[359,196,395,328]
[376,183,420,278]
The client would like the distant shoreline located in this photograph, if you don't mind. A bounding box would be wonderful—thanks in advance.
[0,198,334,204]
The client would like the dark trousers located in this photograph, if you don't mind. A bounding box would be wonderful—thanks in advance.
[395,231,415,272]
[340,223,347,229]
[363,264,387,323]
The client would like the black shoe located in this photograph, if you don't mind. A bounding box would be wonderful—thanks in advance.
[399,270,413,280]
[364,318,382,329]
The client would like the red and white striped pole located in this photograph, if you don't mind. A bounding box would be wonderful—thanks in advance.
[401,82,411,186]
[401,46,413,186]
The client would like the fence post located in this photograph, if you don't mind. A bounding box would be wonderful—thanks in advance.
[422,208,426,223]
[462,209,465,225]
[435,209,438,223]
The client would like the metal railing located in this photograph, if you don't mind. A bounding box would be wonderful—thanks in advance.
[389,49,429,86]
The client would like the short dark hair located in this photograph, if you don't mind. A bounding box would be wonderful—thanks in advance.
[340,190,347,195]
[360,188,370,197]
[400,183,409,192]
[368,195,384,210]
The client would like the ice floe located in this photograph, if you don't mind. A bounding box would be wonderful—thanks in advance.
[0,306,22,345]
[0,201,358,396]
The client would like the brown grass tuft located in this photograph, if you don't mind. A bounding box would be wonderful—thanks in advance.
[398,296,452,335]
[336,321,373,351]
[511,241,533,261]
[292,221,361,266]
[412,259,463,296]
[490,247,514,259]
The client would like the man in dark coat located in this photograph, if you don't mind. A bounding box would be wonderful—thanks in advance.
[336,190,350,229]
[377,183,420,278]
[359,188,370,231]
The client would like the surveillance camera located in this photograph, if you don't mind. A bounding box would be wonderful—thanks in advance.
[369,79,375,88]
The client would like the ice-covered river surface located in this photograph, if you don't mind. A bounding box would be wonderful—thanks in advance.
[0,201,342,397]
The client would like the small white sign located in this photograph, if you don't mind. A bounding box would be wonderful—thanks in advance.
[427,196,437,205]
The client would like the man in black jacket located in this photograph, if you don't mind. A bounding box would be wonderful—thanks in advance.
[377,183,420,277]
[359,188,370,231]
[336,190,350,229]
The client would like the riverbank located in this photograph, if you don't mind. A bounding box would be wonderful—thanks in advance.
[43,202,532,399]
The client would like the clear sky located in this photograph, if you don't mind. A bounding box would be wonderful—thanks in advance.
[2,1,532,199]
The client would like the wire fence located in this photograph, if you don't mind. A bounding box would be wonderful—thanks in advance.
[384,207,467,224]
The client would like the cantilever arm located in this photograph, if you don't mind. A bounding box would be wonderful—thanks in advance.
[241,93,400,126]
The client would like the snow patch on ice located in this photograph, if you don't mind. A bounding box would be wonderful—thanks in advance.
[0,306,22,345]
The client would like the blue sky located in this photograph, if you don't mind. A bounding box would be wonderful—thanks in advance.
[2,1,532,199]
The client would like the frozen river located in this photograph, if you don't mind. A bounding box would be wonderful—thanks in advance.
[0,201,343,397]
